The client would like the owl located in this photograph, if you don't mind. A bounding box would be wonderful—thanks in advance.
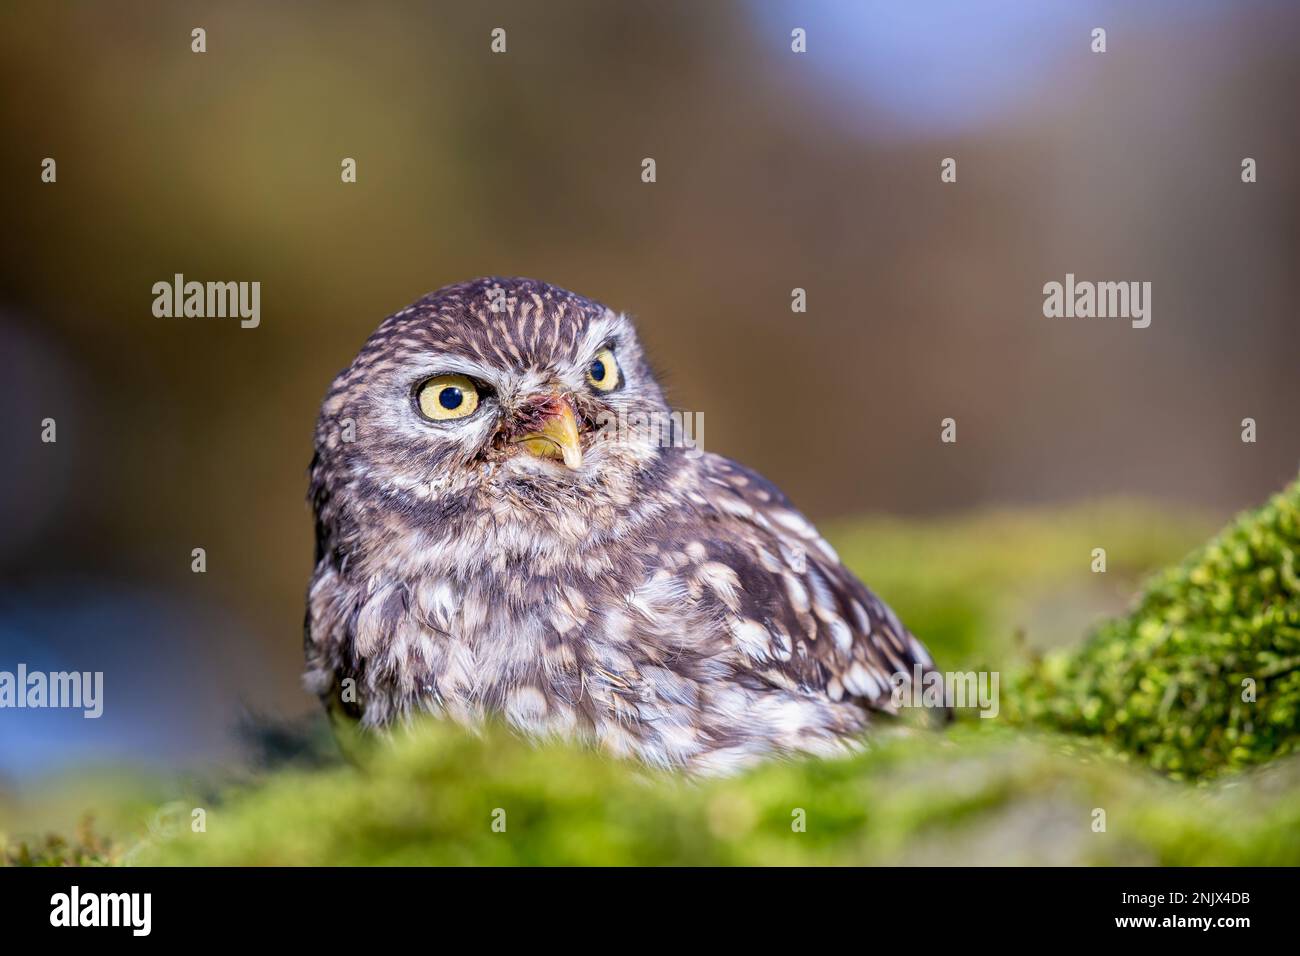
[305,277,940,774]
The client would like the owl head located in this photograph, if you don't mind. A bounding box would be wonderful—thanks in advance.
[311,278,675,559]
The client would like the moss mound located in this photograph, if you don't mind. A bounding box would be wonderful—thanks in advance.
[1008,475,1300,778]
[139,722,1300,866]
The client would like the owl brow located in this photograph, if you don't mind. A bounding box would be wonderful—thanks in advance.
[586,338,617,363]
[582,334,624,369]
[576,311,625,359]
[411,357,500,383]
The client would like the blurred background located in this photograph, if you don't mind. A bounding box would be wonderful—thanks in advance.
[1,0,1298,786]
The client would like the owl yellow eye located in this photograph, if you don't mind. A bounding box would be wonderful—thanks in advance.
[587,348,620,391]
[416,374,480,421]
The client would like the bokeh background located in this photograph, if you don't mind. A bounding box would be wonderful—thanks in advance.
[2,0,1298,786]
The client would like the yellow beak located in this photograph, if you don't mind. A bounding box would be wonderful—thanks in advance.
[515,401,583,469]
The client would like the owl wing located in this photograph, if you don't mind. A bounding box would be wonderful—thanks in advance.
[664,452,940,714]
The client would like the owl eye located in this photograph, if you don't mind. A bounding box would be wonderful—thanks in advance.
[587,347,620,391]
[415,374,480,421]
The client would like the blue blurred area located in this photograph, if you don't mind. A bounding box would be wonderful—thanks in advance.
[753,0,1238,138]
[0,584,272,782]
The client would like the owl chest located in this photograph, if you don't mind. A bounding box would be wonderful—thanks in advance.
[341,569,851,772]
[368,571,702,731]
[384,574,598,701]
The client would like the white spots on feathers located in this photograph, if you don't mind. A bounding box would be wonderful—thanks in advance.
[549,586,590,635]
[716,496,754,521]
[768,508,840,564]
[843,662,883,699]
[826,676,845,702]
[910,635,934,668]
[697,561,742,612]
[770,625,794,662]
[601,607,634,644]
[506,686,549,732]
[825,615,853,653]
[782,572,810,614]
[625,570,692,623]
[730,618,774,662]
[771,508,816,539]
[850,600,871,633]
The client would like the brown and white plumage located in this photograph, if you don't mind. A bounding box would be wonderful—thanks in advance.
[305,277,939,774]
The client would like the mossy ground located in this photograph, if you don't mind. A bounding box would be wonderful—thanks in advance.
[4,486,1300,865]
[137,722,1300,866]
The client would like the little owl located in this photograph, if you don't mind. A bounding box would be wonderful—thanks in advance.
[305,278,939,774]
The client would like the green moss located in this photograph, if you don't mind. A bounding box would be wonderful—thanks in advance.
[1007,475,1300,778]
[138,720,1300,866]
[1,816,118,866]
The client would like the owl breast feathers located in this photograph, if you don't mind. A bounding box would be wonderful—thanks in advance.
[305,277,941,774]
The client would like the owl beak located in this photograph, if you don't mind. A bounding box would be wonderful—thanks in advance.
[514,400,583,469]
